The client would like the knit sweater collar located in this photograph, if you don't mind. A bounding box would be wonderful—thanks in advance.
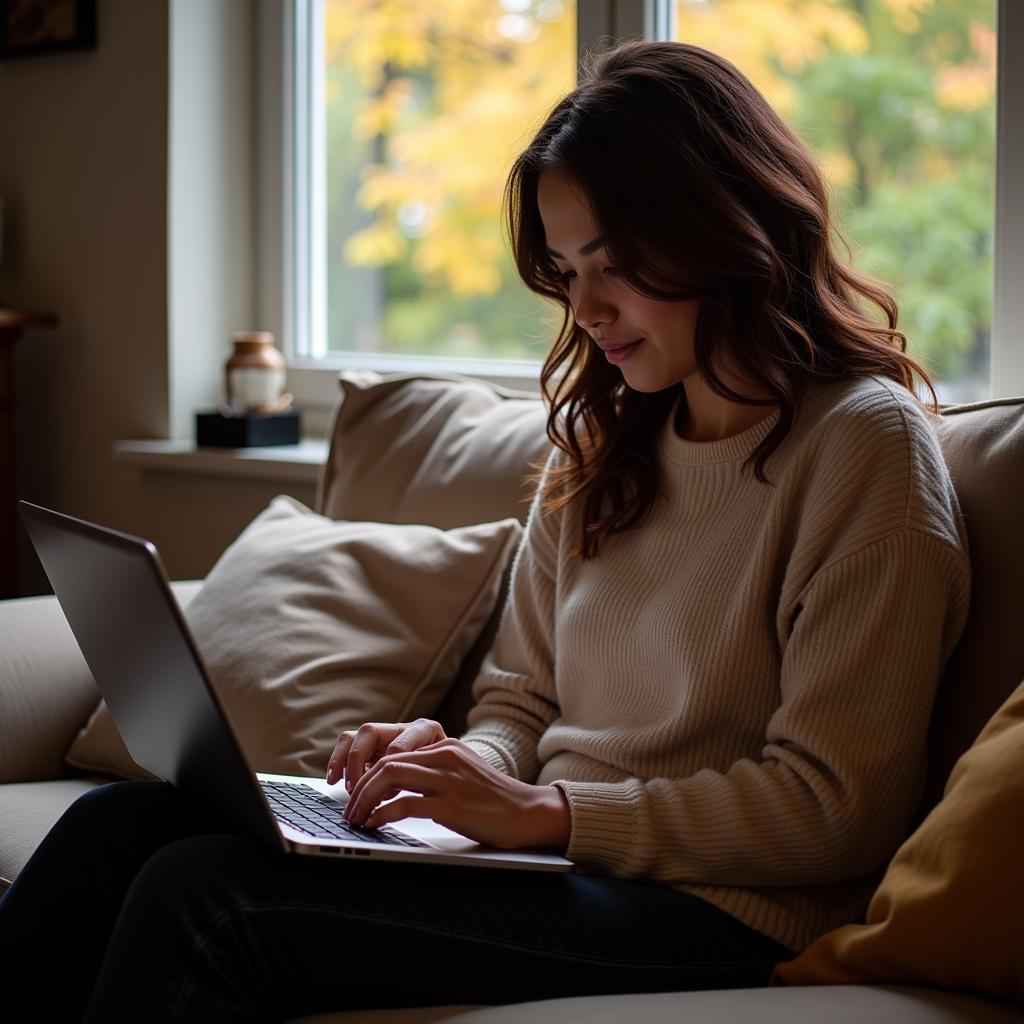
[662,393,782,466]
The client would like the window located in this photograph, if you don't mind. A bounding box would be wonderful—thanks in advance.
[273,1,1020,411]
[667,0,997,404]
[289,0,577,391]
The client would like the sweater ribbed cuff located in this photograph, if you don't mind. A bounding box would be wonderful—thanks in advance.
[461,718,543,781]
[461,737,515,777]
[553,778,644,873]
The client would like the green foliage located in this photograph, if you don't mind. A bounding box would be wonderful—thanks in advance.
[845,164,994,378]
[785,0,995,392]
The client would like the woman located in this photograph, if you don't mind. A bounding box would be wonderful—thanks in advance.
[0,40,970,1021]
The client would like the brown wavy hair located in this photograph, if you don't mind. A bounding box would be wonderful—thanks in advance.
[504,39,938,559]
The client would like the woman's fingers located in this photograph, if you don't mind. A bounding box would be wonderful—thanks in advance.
[345,740,464,812]
[342,723,402,790]
[382,718,446,757]
[325,719,446,789]
[344,761,442,826]
[364,794,437,831]
[339,740,561,850]
[325,732,356,786]
[326,723,395,787]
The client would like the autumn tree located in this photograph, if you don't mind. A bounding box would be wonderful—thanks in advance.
[324,0,995,396]
[325,0,574,358]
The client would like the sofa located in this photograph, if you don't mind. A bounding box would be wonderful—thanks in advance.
[1,370,1022,1023]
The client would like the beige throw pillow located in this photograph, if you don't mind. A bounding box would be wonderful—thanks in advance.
[316,370,551,529]
[923,397,1024,814]
[66,495,522,779]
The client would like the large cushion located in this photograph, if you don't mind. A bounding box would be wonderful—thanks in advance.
[0,581,203,785]
[0,594,105,784]
[65,496,521,779]
[293,985,1024,1024]
[925,397,1024,812]
[771,675,1024,1003]
[0,778,109,889]
[316,371,550,528]
[313,372,551,738]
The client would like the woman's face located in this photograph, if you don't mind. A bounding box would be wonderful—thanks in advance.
[536,169,702,393]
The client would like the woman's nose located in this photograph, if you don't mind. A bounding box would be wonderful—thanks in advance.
[573,284,617,332]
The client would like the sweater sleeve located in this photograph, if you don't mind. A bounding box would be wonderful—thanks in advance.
[459,451,563,782]
[552,528,971,887]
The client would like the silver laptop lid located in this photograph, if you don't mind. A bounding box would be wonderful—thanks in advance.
[18,500,284,851]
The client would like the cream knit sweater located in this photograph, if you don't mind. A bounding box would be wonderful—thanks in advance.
[461,374,971,953]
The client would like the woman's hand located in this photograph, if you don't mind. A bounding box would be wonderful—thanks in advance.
[342,737,572,852]
[326,718,446,790]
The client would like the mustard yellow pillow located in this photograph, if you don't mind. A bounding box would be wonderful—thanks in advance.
[66,495,521,779]
[772,676,1024,1002]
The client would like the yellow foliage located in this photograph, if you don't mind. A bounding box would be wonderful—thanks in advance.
[326,0,874,294]
[818,149,856,190]
[881,0,935,35]
[936,22,997,112]
[344,222,407,264]
[326,0,434,90]
[938,66,994,112]
[416,230,503,295]
[325,0,574,295]
[920,150,955,178]
[353,79,416,139]
[674,0,867,114]
[325,0,991,300]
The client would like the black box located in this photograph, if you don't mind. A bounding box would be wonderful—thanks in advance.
[195,409,301,447]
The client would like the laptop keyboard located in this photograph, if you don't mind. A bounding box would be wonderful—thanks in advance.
[259,779,429,847]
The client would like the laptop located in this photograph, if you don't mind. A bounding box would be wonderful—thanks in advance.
[19,500,573,874]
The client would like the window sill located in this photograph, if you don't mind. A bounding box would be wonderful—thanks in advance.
[112,438,327,485]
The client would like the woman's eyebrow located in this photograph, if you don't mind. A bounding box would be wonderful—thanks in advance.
[546,236,607,259]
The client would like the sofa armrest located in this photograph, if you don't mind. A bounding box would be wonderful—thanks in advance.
[0,581,204,783]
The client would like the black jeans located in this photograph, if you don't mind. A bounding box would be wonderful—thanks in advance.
[0,781,794,1023]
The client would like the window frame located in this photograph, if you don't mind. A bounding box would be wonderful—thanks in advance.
[262,0,1021,415]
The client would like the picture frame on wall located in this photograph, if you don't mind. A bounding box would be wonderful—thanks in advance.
[0,0,97,61]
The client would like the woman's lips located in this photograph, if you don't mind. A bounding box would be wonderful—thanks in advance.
[603,339,644,365]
